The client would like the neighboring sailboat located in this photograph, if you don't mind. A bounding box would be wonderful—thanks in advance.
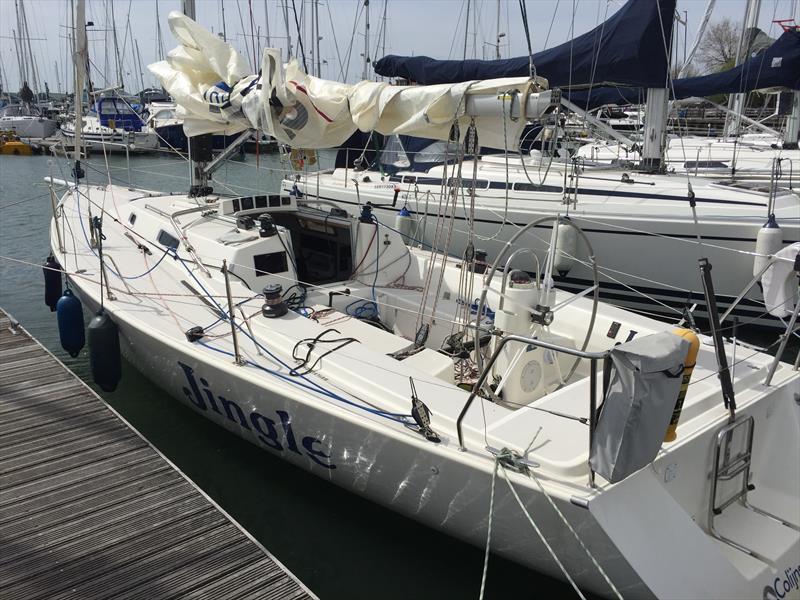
[0,101,57,139]
[60,96,159,154]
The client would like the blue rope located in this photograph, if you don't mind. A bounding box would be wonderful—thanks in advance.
[175,256,411,422]
[74,189,173,281]
[71,191,411,423]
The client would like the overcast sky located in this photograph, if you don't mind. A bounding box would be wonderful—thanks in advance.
[2,0,799,94]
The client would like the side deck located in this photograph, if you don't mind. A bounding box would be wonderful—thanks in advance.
[0,308,316,600]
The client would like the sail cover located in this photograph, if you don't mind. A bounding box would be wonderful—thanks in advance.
[565,30,800,110]
[674,29,800,97]
[373,0,675,88]
[149,12,548,149]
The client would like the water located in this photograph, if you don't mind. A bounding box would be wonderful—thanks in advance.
[1,152,579,599]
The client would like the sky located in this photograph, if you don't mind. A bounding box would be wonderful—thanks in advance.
[2,0,799,94]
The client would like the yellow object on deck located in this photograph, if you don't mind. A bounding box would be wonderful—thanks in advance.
[664,328,700,442]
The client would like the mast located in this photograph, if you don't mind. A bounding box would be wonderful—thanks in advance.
[472,0,477,58]
[54,60,62,95]
[362,0,370,80]
[13,30,26,90]
[13,0,42,98]
[641,5,674,172]
[263,0,271,47]
[314,0,321,77]
[495,0,501,59]
[283,0,292,59]
[221,0,227,42]
[181,0,214,196]
[726,0,762,137]
[73,0,87,169]
[134,39,145,94]
[463,0,470,60]
[110,0,124,89]
[156,0,166,57]
[785,91,800,150]
[380,0,387,60]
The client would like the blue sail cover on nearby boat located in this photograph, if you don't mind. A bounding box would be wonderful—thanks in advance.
[674,29,800,97]
[565,30,800,110]
[374,0,675,88]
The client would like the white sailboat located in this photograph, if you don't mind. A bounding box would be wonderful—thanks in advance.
[46,6,800,599]
[0,103,57,139]
[60,96,159,154]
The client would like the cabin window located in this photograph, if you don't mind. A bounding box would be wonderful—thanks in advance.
[253,251,289,276]
[447,177,488,189]
[684,160,728,169]
[128,213,137,226]
[157,230,179,250]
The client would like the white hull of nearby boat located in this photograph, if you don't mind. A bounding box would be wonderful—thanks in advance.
[50,181,799,600]
[578,135,800,184]
[60,123,159,154]
[0,117,57,139]
[290,166,799,327]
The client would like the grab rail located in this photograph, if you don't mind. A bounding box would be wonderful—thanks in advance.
[455,334,608,485]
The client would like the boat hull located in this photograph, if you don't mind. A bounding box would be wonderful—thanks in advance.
[67,283,653,599]
[60,126,159,154]
[1,117,57,139]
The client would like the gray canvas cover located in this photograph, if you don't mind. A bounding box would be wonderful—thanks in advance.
[590,331,690,484]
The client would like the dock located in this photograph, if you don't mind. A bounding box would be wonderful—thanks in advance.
[0,308,316,600]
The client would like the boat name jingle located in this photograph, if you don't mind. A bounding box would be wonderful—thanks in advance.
[178,361,336,469]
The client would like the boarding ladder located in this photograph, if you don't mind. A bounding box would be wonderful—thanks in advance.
[708,416,800,563]
[701,257,799,563]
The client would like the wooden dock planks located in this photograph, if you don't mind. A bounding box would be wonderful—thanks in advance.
[0,309,316,600]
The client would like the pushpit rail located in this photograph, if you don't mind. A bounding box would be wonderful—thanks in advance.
[456,334,608,486]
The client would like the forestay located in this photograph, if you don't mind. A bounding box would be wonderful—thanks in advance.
[149,12,546,150]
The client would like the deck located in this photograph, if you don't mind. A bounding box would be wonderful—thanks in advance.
[0,308,316,600]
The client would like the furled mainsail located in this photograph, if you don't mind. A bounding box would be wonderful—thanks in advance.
[149,12,550,149]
